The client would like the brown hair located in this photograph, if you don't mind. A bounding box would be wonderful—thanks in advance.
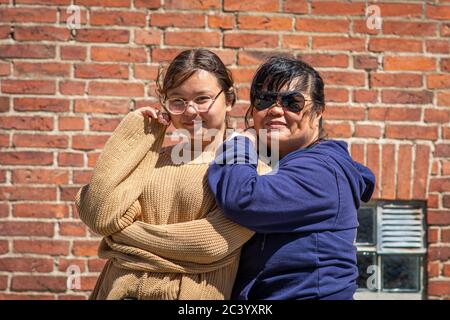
[156,49,236,127]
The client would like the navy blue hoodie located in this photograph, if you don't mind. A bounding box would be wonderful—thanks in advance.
[207,136,375,300]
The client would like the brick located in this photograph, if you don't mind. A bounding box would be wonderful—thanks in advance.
[13,134,68,149]
[134,64,159,80]
[283,0,307,13]
[59,116,85,131]
[208,15,235,29]
[60,46,87,61]
[151,48,183,62]
[321,71,365,86]
[370,73,422,88]
[59,222,87,237]
[353,90,377,103]
[0,116,53,130]
[135,0,160,8]
[58,152,84,167]
[0,258,53,272]
[1,80,55,95]
[59,81,85,95]
[13,203,69,219]
[382,21,437,36]
[0,187,56,201]
[165,0,219,10]
[0,152,53,165]
[369,38,422,53]
[397,145,412,200]
[88,82,144,97]
[384,56,436,71]
[72,240,99,257]
[225,33,278,49]
[301,54,348,68]
[382,90,432,104]
[75,64,129,79]
[0,222,54,237]
[12,276,67,292]
[368,107,421,122]
[438,92,450,106]
[91,10,146,26]
[89,118,121,132]
[75,29,129,43]
[385,125,438,141]
[427,74,450,89]
[425,109,450,124]
[323,122,352,138]
[134,29,161,45]
[15,26,70,41]
[91,47,147,62]
[0,44,55,59]
[72,135,109,151]
[323,106,365,121]
[281,35,308,49]
[0,8,57,23]
[435,144,450,158]
[14,62,70,77]
[353,55,378,70]
[430,178,450,193]
[312,37,365,51]
[238,15,293,31]
[296,18,348,33]
[377,3,422,17]
[165,31,221,47]
[75,0,131,7]
[413,145,430,199]
[14,98,69,112]
[324,88,348,103]
[381,144,395,200]
[224,0,278,12]
[429,281,450,296]
[73,170,93,184]
[427,5,450,20]
[12,169,68,184]
[74,99,130,114]
[88,258,106,272]
[150,12,204,28]
[426,40,450,54]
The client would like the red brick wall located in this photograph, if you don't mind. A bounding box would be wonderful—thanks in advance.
[0,0,449,299]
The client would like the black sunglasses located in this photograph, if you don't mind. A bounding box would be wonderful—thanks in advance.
[254,91,313,113]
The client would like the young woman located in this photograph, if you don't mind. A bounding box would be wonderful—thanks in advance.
[75,49,270,300]
[207,55,376,300]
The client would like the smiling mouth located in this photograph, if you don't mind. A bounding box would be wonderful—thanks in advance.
[265,121,287,128]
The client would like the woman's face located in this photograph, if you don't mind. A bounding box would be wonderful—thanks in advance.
[166,70,231,140]
[252,82,322,157]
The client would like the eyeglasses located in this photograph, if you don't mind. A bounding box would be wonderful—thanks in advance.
[164,90,223,115]
[254,91,313,113]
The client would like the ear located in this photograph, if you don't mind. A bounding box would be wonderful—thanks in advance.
[225,88,235,112]
[309,111,323,129]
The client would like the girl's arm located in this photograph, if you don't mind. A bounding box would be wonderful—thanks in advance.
[109,205,254,264]
[75,111,166,236]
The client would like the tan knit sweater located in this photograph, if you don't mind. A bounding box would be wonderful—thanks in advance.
[75,112,270,300]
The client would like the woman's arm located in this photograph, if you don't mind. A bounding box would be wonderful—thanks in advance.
[208,135,340,234]
[109,206,254,264]
[75,111,166,236]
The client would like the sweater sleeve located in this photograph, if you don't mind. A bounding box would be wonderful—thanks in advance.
[207,136,340,234]
[109,206,254,264]
[75,112,166,236]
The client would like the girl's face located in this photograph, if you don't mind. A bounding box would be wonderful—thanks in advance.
[252,82,322,157]
[165,70,231,140]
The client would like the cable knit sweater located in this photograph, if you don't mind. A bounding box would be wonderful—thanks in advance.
[75,112,270,300]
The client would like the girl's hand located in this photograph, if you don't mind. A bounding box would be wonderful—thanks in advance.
[134,106,171,126]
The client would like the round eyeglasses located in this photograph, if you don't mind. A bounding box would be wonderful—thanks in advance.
[164,90,224,115]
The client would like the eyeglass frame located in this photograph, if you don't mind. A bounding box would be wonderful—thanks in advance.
[163,90,224,115]
[253,90,314,113]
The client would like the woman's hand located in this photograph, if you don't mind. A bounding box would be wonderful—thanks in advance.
[134,106,171,126]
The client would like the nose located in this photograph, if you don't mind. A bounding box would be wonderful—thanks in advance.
[268,102,284,116]
[184,103,198,115]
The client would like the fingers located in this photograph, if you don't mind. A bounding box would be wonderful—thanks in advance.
[135,107,171,126]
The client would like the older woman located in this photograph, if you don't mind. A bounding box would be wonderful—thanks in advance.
[207,55,376,300]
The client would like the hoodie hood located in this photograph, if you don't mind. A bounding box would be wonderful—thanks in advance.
[307,140,376,208]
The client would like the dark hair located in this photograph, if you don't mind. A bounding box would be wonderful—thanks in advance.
[245,55,327,140]
[156,49,236,126]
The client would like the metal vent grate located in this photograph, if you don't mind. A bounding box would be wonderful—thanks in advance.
[378,204,425,253]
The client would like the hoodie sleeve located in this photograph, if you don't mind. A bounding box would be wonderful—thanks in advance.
[208,136,340,234]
